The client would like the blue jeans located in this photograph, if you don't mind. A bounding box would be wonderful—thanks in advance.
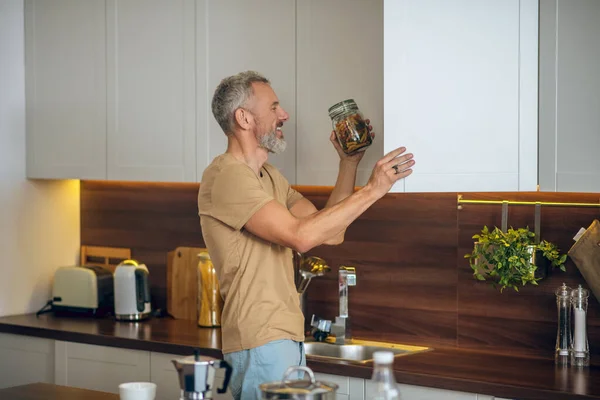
[223,339,306,400]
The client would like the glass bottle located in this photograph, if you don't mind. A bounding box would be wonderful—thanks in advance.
[370,351,400,400]
[328,99,372,155]
[570,285,590,367]
[197,252,223,327]
[555,283,571,365]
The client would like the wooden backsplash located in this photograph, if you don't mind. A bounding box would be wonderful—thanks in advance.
[81,181,600,361]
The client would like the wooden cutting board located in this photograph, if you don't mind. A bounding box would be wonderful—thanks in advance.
[80,245,131,273]
[167,246,205,320]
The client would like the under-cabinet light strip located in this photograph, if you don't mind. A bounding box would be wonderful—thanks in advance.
[457,197,600,208]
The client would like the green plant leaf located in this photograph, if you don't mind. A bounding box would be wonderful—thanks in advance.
[467,224,568,293]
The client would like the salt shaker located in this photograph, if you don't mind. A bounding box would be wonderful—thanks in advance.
[570,285,590,367]
[555,283,572,365]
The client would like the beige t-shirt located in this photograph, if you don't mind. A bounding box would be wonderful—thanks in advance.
[197,153,305,354]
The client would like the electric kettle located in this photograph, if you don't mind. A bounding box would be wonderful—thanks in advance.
[172,350,232,400]
[113,259,152,321]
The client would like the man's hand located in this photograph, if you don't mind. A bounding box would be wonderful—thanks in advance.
[330,119,374,165]
[365,147,415,198]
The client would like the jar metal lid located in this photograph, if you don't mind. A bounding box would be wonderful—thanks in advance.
[328,99,359,119]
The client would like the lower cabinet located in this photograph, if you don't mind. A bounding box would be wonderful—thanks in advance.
[0,333,54,389]
[313,372,364,400]
[0,333,512,400]
[364,380,511,400]
[314,372,512,400]
[54,341,150,394]
[149,351,180,400]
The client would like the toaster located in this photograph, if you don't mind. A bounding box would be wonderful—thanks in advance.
[51,265,114,316]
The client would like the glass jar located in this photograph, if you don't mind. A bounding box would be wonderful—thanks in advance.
[328,99,372,155]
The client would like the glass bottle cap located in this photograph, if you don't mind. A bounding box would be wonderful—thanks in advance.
[373,351,395,364]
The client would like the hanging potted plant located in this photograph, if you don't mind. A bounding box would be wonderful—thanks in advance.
[465,226,567,292]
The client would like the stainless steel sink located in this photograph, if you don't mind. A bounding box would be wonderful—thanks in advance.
[304,339,431,364]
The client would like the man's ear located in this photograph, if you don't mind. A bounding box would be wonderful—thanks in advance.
[234,108,253,130]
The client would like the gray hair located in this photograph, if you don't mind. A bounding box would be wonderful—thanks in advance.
[211,71,270,135]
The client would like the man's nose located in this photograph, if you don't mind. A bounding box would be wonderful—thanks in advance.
[279,108,289,122]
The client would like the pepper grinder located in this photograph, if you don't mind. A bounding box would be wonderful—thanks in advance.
[570,285,590,367]
[555,283,572,365]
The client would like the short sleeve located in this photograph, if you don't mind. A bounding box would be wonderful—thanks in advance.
[286,186,304,209]
[211,164,273,230]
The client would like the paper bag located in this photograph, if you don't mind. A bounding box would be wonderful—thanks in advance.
[568,219,600,303]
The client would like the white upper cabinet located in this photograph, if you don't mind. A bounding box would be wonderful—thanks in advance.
[296,0,384,187]
[32,0,600,193]
[198,0,297,183]
[25,0,107,180]
[106,0,196,182]
[384,0,539,192]
[538,0,600,192]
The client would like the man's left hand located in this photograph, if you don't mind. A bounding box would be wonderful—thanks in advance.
[329,118,374,165]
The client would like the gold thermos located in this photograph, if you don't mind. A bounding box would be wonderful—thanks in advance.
[197,252,223,327]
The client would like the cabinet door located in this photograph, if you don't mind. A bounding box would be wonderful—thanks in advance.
[55,341,150,394]
[199,0,296,183]
[106,0,196,182]
[384,0,538,192]
[365,380,477,400]
[25,0,106,179]
[296,0,384,187]
[150,352,232,400]
[538,0,600,192]
[149,352,181,400]
[0,333,54,389]
[313,372,364,400]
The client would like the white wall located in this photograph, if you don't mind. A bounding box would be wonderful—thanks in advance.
[0,0,80,316]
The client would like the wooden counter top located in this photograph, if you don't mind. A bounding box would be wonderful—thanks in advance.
[0,383,118,400]
[1,314,599,400]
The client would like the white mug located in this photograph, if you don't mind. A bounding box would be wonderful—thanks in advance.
[118,382,157,400]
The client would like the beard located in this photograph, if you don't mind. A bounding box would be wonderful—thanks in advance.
[258,128,287,154]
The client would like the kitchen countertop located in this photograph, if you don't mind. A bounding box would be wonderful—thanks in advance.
[1,314,599,400]
[0,383,118,400]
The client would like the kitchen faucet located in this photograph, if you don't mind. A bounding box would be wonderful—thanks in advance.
[330,266,356,344]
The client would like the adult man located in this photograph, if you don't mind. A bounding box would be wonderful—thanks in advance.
[198,71,414,399]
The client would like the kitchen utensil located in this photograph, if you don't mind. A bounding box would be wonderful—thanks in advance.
[80,245,131,273]
[297,256,331,294]
[259,365,338,399]
[294,252,331,317]
[118,382,156,400]
[172,349,232,400]
[197,251,223,327]
[114,259,152,321]
[555,283,572,366]
[571,285,590,367]
[167,247,205,320]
